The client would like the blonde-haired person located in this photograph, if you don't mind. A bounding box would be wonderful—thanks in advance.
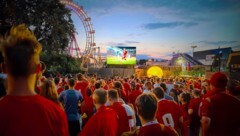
[0,24,69,136]
[40,79,63,109]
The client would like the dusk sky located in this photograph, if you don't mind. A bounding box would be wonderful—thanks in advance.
[71,0,240,60]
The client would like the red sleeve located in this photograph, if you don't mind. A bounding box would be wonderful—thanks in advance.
[163,125,179,136]
[188,99,194,109]
[79,116,98,136]
[200,99,211,117]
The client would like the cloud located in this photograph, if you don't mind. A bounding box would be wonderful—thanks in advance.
[196,40,238,45]
[105,41,140,46]
[143,21,198,30]
[125,41,140,44]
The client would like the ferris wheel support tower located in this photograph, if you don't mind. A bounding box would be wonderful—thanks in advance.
[60,0,102,69]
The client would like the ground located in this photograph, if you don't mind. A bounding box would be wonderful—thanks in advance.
[107,56,136,65]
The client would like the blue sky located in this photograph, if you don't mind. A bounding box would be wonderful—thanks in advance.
[70,0,240,60]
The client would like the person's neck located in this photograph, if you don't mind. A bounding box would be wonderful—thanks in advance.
[194,96,200,98]
[7,75,37,96]
[141,118,156,126]
[111,99,119,105]
[181,101,187,104]
[95,104,105,111]
[69,86,74,90]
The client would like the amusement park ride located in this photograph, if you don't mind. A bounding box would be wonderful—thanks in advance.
[60,0,102,69]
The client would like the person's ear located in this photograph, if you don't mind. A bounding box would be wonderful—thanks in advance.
[35,63,41,74]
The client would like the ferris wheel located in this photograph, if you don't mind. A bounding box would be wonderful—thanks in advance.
[60,0,101,68]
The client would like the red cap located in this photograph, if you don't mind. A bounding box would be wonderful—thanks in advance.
[210,72,228,88]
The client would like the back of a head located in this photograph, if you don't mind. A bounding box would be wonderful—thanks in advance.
[130,81,136,90]
[0,24,42,77]
[210,72,228,89]
[95,82,101,89]
[135,93,158,121]
[174,84,179,89]
[192,89,201,97]
[145,81,152,89]
[41,79,58,102]
[108,89,119,100]
[153,87,164,99]
[160,83,167,92]
[180,92,191,103]
[93,89,107,105]
[114,81,122,89]
[86,88,93,97]
[68,78,75,87]
[76,73,83,81]
[54,77,60,85]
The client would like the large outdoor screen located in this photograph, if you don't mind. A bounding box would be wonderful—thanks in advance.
[107,46,136,65]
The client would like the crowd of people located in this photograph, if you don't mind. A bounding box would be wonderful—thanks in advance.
[0,24,240,136]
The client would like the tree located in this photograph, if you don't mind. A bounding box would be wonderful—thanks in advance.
[0,0,75,51]
[0,0,78,74]
[138,59,147,65]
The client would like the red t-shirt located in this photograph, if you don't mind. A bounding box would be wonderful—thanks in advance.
[74,81,89,99]
[128,90,142,111]
[188,98,201,128]
[199,88,222,117]
[81,96,95,126]
[123,50,128,56]
[79,106,118,136]
[57,86,64,94]
[156,99,182,131]
[110,102,131,136]
[103,84,109,90]
[201,93,240,136]
[0,95,69,136]
[138,123,178,136]
[123,82,131,96]
[179,104,190,136]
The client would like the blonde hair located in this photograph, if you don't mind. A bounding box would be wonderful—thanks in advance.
[40,79,59,104]
[0,24,42,77]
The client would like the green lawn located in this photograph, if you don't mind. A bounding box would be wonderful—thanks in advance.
[107,56,136,65]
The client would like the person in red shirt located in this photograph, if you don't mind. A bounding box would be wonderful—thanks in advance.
[54,77,64,94]
[113,81,127,102]
[123,78,131,96]
[108,89,135,136]
[128,82,142,111]
[128,81,142,127]
[153,87,183,134]
[123,93,178,136]
[122,48,128,60]
[201,72,240,136]
[87,77,95,92]
[74,73,89,99]
[179,92,191,136]
[0,24,69,136]
[79,89,118,136]
[81,88,95,127]
[188,89,201,136]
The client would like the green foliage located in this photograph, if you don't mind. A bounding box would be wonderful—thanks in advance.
[0,0,80,74]
[0,0,75,51]
[41,51,81,75]
[181,70,205,77]
[138,59,147,65]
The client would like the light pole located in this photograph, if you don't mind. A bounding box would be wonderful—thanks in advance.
[191,45,197,58]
